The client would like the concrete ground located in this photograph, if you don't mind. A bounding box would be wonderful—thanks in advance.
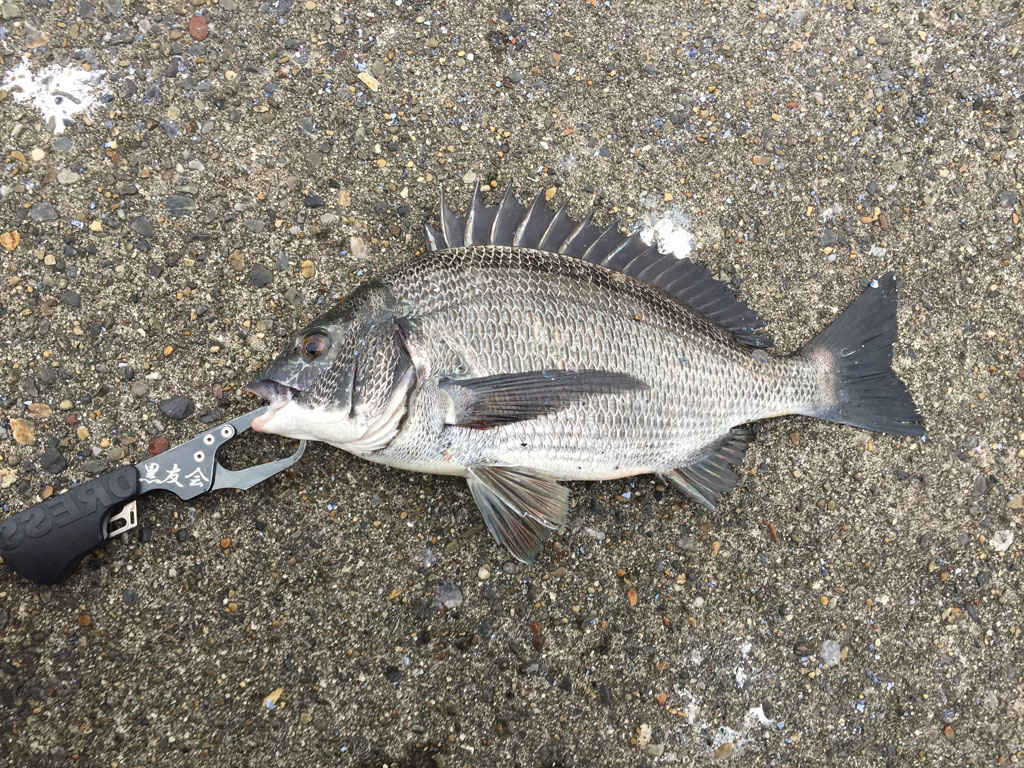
[1,1,1022,765]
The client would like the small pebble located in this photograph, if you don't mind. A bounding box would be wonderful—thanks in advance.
[29,202,58,222]
[188,15,209,41]
[158,395,195,420]
[357,72,379,92]
[478,565,491,581]
[57,169,81,185]
[248,264,274,287]
[39,449,68,474]
[148,436,171,456]
[130,216,155,238]
[10,418,35,445]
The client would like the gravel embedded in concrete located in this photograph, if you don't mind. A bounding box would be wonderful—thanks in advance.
[0,3,1022,766]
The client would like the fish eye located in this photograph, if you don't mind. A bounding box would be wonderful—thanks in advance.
[300,332,330,359]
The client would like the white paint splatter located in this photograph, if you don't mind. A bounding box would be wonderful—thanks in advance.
[745,706,773,728]
[734,665,748,687]
[821,203,843,222]
[639,206,696,260]
[2,57,106,134]
[705,706,774,756]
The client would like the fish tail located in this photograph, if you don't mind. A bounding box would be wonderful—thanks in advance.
[798,273,925,436]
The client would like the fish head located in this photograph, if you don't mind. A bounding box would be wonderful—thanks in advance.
[247,281,415,451]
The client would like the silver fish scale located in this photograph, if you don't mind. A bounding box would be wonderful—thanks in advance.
[374,245,825,480]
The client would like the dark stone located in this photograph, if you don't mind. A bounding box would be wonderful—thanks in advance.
[519,659,542,675]
[177,528,188,542]
[977,571,990,587]
[158,395,195,420]
[130,215,155,237]
[39,449,68,474]
[29,202,59,222]
[122,588,139,606]
[793,638,819,656]
[59,289,81,308]
[303,193,323,208]
[198,408,223,424]
[81,459,107,474]
[247,264,273,287]
[971,475,987,496]
[165,195,195,217]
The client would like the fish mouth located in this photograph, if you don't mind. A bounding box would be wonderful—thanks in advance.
[246,379,299,431]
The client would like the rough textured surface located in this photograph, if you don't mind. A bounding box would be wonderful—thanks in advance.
[0,2,1021,766]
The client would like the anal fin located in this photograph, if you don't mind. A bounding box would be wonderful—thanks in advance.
[659,427,755,510]
[467,466,568,563]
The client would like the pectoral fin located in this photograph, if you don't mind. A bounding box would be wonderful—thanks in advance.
[441,369,647,429]
[467,465,569,563]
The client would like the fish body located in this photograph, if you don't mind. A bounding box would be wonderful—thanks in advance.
[249,185,924,562]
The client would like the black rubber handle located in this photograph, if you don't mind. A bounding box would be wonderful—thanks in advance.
[0,466,140,584]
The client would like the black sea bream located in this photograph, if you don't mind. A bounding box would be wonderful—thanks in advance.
[247,185,924,562]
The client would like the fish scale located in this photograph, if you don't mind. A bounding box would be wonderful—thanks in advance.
[374,245,815,480]
[248,184,924,563]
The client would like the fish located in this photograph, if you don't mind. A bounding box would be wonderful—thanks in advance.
[247,183,924,563]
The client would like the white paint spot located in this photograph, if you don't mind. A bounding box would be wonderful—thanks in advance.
[640,207,696,260]
[1,57,106,134]
[821,203,843,222]
[734,665,747,688]
[991,529,1014,553]
[745,706,773,728]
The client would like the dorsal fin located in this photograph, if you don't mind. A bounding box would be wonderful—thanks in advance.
[423,183,772,347]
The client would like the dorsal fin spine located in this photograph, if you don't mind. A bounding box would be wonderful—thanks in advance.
[426,183,772,348]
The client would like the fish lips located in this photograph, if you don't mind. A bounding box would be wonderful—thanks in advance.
[246,378,299,430]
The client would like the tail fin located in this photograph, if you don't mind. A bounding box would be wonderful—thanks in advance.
[800,273,925,436]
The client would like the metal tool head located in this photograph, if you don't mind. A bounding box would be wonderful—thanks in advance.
[133,407,306,501]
